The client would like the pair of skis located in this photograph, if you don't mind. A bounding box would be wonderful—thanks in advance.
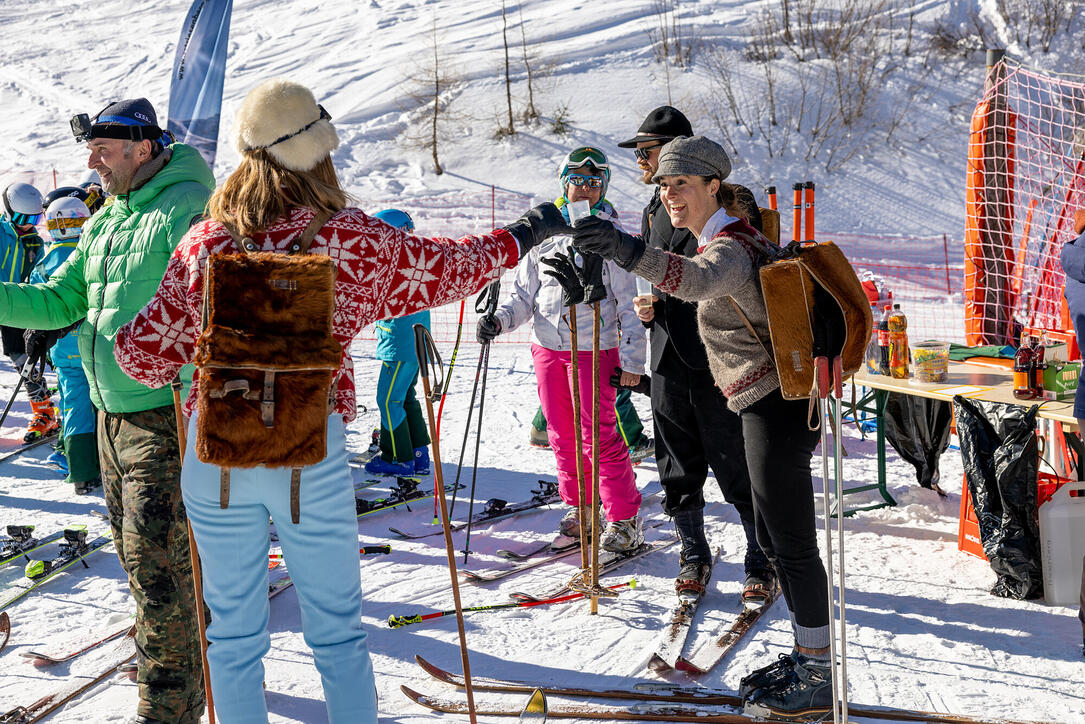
[388,480,560,540]
[1,629,136,724]
[0,527,113,611]
[404,655,1041,724]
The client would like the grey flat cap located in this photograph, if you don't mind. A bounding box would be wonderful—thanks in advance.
[652,135,731,182]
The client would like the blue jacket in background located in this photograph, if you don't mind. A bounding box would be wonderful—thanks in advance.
[0,217,42,283]
[30,241,81,367]
[375,310,431,362]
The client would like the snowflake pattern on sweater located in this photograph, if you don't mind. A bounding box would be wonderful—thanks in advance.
[114,206,519,421]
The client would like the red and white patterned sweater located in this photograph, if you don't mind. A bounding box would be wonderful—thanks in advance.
[114,205,519,421]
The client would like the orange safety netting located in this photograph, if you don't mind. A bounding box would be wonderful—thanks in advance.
[964,59,1085,350]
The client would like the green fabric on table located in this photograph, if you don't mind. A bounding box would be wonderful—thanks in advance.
[947,343,1017,361]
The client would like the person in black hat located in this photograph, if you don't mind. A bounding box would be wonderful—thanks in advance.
[615,107,774,603]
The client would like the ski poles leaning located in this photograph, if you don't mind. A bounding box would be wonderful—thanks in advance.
[413,323,478,724]
[799,178,849,724]
[450,281,501,563]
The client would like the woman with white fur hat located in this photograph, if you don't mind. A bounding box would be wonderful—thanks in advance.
[115,77,570,723]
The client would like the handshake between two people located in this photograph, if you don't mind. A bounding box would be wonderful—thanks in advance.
[503,202,647,272]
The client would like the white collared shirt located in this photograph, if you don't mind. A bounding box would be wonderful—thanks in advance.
[698,207,740,248]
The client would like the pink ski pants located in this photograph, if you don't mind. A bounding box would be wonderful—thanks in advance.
[531,344,641,522]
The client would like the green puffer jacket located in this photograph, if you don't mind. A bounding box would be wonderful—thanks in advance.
[0,143,214,413]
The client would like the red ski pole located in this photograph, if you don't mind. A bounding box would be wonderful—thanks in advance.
[804,181,815,242]
[792,183,803,242]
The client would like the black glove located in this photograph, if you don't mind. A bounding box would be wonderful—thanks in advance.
[571,216,646,271]
[610,371,651,396]
[503,203,573,255]
[476,313,501,344]
[540,248,607,306]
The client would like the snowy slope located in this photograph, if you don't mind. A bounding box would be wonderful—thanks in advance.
[1,0,1084,722]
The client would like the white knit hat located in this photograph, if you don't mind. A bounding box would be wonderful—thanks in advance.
[234,78,339,172]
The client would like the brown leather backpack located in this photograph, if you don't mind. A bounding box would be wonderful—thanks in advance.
[731,237,872,401]
[193,210,342,523]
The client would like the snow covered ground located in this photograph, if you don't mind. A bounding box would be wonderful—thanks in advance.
[1,344,1083,723]
[1,0,1085,721]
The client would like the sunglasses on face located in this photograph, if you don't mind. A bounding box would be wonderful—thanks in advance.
[566,174,604,188]
[634,142,668,161]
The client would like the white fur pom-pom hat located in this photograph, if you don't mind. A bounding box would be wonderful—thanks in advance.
[234,78,339,172]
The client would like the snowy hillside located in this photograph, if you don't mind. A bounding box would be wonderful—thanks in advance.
[1,0,1085,723]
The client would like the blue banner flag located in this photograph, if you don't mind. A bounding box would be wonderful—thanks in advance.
[167,0,232,169]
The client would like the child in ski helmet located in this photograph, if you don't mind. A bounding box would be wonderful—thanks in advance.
[477,145,647,552]
[365,208,433,477]
[0,181,54,442]
[23,196,99,493]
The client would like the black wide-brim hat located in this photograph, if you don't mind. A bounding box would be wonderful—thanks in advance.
[617,106,693,148]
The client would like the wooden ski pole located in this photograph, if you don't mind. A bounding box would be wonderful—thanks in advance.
[568,305,591,574]
[590,301,602,614]
[413,323,477,724]
[171,377,215,724]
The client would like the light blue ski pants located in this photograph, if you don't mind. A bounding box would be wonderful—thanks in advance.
[181,412,377,724]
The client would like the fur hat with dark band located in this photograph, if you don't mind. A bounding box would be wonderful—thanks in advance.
[234,79,339,172]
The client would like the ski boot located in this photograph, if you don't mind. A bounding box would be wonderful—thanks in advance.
[364,455,414,477]
[600,516,644,553]
[739,651,799,699]
[628,435,654,465]
[555,507,594,542]
[742,567,778,609]
[46,446,68,473]
[528,426,550,448]
[672,508,712,600]
[413,446,431,475]
[73,478,101,496]
[24,399,59,443]
[743,653,833,721]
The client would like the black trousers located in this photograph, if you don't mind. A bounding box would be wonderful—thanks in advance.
[741,389,829,635]
[651,364,768,572]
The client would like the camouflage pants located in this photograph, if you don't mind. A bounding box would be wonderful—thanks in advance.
[98,405,205,723]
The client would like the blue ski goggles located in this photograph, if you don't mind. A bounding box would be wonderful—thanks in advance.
[9,211,42,226]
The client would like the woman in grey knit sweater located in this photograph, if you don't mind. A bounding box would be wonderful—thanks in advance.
[571,136,833,722]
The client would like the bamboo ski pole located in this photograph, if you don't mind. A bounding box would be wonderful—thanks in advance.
[590,300,602,614]
[171,377,215,724]
[413,323,477,724]
[568,305,591,574]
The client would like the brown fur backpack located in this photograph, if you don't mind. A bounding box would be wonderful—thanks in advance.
[730,235,872,402]
[193,209,342,523]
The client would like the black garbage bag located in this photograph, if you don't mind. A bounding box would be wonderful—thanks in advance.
[953,396,1043,600]
[884,392,952,489]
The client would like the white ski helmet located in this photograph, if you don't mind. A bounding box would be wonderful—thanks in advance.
[45,196,90,241]
[2,182,44,226]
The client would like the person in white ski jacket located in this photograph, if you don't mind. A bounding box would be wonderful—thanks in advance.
[478,146,646,552]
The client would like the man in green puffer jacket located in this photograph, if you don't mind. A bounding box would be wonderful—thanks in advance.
[0,99,212,724]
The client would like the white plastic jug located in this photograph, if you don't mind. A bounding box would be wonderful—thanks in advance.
[1039,481,1085,606]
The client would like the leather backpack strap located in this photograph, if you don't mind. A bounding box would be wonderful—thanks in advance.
[728,296,772,360]
[220,207,338,256]
[290,208,336,255]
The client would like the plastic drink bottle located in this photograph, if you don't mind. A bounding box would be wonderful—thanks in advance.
[1013,343,1035,399]
[877,305,892,376]
[864,303,882,374]
[887,304,909,379]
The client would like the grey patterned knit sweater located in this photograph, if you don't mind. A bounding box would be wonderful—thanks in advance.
[633,217,780,412]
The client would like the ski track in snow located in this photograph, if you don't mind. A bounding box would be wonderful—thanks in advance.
[1,0,1084,721]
